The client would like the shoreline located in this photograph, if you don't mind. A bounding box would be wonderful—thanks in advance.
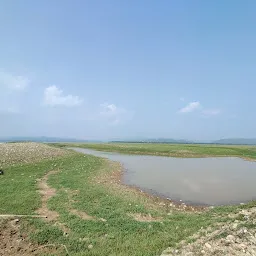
[89,156,256,211]
[96,159,208,213]
[72,146,256,162]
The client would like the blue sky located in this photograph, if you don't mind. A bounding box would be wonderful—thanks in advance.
[1,1,256,141]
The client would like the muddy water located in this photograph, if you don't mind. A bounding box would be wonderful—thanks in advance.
[71,148,256,206]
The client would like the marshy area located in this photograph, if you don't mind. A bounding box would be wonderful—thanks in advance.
[1,142,256,255]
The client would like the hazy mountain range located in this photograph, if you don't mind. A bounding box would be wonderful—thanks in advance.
[112,138,256,145]
[0,136,99,143]
[1,136,256,145]
[212,138,256,145]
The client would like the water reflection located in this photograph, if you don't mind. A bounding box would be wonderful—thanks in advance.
[71,148,256,206]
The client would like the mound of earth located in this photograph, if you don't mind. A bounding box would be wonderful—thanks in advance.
[0,218,64,256]
[161,207,256,256]
[0,142,70,167]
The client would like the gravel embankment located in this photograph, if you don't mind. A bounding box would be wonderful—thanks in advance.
[0,142,71,167]
[161,207,256,256]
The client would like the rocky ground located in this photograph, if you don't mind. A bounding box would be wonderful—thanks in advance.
[161,207,256,256]
[0,142,71,167]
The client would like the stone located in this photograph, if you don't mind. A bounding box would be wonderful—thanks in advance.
[226,235,235,242]
[63,232,69,237]
[12,219,19,224]
[232,223,238,229]
[204,243,212,249]
[239,243,247,249]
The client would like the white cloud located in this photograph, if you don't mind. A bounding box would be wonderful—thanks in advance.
[179,101,201,113]
[44,85,83,107]
[0,71,30,90]
[100,103,130,125]
[100,103,119,116]
[202,109,221,116]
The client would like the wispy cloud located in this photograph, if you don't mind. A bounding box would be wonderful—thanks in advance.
[202,109,221,116]
[179,101,201,113]
[0,71,30,90]
[44,85,83,107]
[100,103,120,116]
[100,103,131,125]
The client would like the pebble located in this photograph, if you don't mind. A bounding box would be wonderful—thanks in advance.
[239,243,247,249]
[226,235,235,242]
[204,243,212,249]
[232,223,238,229]
[13,219,19,224]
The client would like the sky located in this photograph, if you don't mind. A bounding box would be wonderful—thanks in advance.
[1,1,256,141]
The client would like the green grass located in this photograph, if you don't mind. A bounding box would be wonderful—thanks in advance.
[1,143,256,255]
[50,142,256,160]
[0,158,63,214]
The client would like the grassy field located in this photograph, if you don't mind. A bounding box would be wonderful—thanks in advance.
[51,142,256,160]
[1,142,256,255]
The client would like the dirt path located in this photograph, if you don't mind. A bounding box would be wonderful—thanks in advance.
[36,170,98,223]
[36,170,60,221]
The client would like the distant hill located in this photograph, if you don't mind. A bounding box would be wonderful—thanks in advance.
[0,136,100,143]
[213,138,256,145]
[111,138,193,144]
[112,138,256,145]
[1,136,256,145]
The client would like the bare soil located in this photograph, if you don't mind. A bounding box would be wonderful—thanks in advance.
[129,213,163,222]
[0,218,64,256]
[69,209,95,220]
[36,170,60,221]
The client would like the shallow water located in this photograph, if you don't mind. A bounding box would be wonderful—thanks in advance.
[71,148,256,206]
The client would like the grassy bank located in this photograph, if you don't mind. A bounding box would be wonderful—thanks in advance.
[1,143,255,255]
[51,142,256,160]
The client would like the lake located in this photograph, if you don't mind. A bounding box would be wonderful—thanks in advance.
[71,147,256,206]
